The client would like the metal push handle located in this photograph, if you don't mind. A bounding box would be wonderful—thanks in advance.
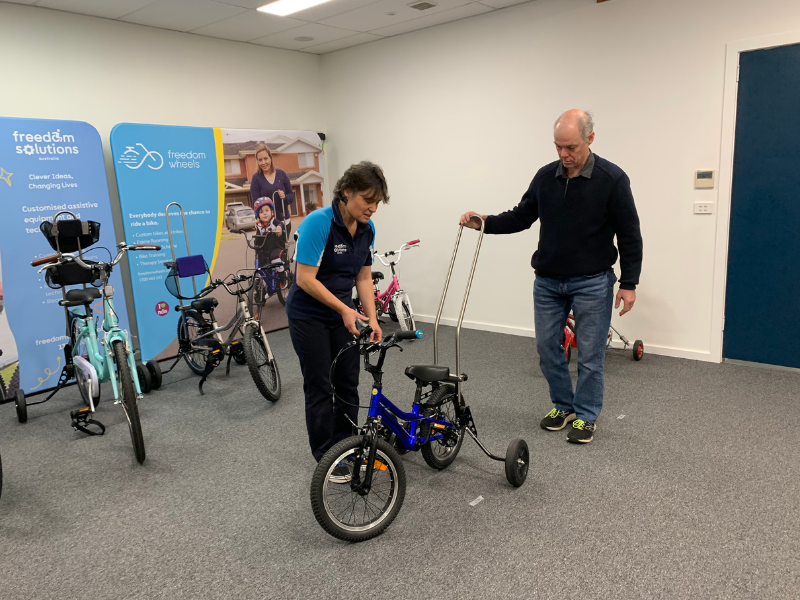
[433,216,485,385]
[165,202,197,298]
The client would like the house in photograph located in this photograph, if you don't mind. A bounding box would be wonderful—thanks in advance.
[222,136,324,217]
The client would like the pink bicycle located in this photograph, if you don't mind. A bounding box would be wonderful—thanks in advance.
[354,239,419,331]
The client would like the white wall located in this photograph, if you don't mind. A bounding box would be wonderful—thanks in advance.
[0,2,325,188]
[320,0,800,361]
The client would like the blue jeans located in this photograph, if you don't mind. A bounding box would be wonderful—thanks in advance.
[533,269,616,423]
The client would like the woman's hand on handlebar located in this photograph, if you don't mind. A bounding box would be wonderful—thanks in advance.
[341,307,369,336]
[367,318,382,343]
[459,211,487,230]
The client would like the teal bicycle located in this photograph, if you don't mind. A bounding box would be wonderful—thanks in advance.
[17,212,159,464]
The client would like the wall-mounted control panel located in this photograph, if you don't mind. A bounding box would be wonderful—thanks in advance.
[695,170,715,189]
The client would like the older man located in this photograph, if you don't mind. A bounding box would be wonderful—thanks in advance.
[460,110,642,443]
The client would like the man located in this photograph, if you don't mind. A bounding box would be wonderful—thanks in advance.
[459,109,642,444]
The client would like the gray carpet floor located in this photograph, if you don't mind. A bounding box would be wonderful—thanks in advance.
[1,322,799,600]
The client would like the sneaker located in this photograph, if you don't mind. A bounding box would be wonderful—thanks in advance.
[329,462,351,483]
[566,419,596,444]
[540,408,576,431]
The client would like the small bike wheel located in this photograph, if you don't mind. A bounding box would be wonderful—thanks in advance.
[146,360,162,389]
[277,270,290,307]
[505,438,529,487]
[15,389,27,424]
[136,363,152,394]
[178,310,209,376]
[230,340,247,365]
[242,323,281,402]
[392,292,415,332]
[112,340,146,464]
[420,384,465,470]
[633,340,644,361]
[310,435,406,542]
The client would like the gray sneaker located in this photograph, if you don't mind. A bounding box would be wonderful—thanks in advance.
[329,462,352,483]
[540,408,576,431]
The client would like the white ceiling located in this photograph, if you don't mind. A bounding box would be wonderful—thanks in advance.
[6,0,535,54]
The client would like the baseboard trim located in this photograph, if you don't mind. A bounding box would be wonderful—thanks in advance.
[414,314,717,363]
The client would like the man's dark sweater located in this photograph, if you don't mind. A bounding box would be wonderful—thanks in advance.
[485,153,643,290]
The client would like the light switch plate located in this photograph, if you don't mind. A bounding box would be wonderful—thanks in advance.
[694,202,714,214]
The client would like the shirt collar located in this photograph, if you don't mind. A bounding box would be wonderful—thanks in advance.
[555,152,595,179]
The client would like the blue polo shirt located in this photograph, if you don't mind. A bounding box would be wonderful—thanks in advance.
[285,201,375,323]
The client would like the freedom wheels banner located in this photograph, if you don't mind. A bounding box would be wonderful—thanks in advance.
[0,117,129,398]
[111,124,324,361]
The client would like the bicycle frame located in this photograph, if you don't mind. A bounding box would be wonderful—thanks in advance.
[366,387,452,452]
[374,276,400,314]
[370,240,418,313]
[71,284,142,400]
[182,276,275,362]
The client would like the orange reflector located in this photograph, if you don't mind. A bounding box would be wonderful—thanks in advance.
[371,460,388,471]
[432,423,445,429]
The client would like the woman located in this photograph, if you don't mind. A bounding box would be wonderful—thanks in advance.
[249,143,295,238]
[285,161,389,468]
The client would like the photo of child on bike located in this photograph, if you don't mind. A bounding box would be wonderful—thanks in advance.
[253,198,287,289]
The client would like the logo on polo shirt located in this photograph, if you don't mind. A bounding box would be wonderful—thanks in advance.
[334,243,348,255]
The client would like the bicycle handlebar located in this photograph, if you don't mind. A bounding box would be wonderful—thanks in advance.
[372,240,420,267]
[32,243,161,271]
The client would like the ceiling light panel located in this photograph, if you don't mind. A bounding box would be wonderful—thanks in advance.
[258,0,337,17]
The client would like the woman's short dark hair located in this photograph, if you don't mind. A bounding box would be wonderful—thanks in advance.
[333,161,390,205]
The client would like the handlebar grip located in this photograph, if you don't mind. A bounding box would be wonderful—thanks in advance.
[357,325,373,341]
[130,244,161,251]
[395,330,423,341]
[407,239,420,245]
[32,254,60,267]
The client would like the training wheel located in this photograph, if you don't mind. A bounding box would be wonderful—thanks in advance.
[15,389,27,424]
[633,340,644,361]
[136,363,152,394]
[146,359,162,390]
[505,438,529,487]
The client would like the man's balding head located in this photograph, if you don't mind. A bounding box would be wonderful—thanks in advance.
[553,109,595,176]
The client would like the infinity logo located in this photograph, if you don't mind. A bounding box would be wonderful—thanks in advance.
[118,143,164,170]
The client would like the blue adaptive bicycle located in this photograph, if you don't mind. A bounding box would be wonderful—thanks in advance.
[310,218,529,542]
[17,212,159,464]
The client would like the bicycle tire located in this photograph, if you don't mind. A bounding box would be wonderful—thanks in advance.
[392,292,415,332]
[242,322,281,402]
[178,310,209,376]
[112,340,146,464]
[310,435,406,542]
[420,384,465,470]
[277,269,291,307]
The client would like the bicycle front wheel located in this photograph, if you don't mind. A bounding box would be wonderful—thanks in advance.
[392,292,415,332]
[311,436,406,542]
[242,323,281,401]
[112,340,146,464]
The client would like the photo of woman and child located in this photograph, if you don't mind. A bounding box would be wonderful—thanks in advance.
[219,129,325,333]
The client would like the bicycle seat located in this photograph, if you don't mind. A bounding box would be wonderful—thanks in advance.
[405,365,452,383]
[65,288,102,304]
[191,297,218,312]
[372,271,384,282]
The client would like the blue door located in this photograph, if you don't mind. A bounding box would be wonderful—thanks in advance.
[724,43,800,367]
